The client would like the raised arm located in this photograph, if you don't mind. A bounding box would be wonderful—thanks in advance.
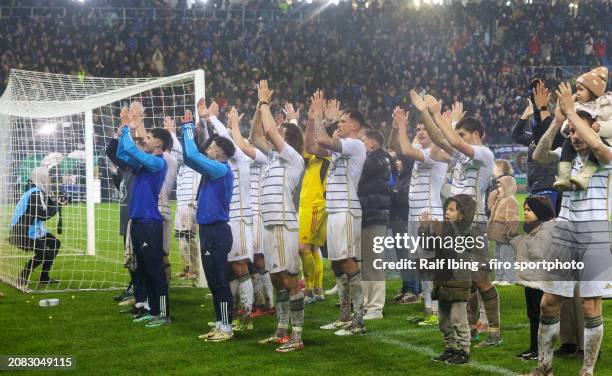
[533,99,564,166]
[557,82,612,164]
[429,98,475,158]
[312,90,342,153]
[207,101,230,139]
[532,81,552,137]
[512,101,534,146]
[129,101,147,139]
[180,110,229,180]
[305,95,331,156]
[115,106,141,171]
[284,102,301,125]
[106,136,130,171]
[387,127,401,156]
[228,106,257,160]
[249,105,270,155]
[164,116,185,166]
[258,80,286,152]
[120,127,164,172]
[410,90,454,155]
[392,106,425,162]
[119,103,165,172]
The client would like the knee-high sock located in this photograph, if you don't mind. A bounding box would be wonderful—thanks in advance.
[467,290,480,326]
[481,286,501,331]
[348,271,365,326]
[336,274,351,321]
[422,279,433,311]
[237,274,254,318]
[478,291,488,324]
[178,237,190,271]
[188,236,199,273]
[582,315,604,375]
[250,272,264,307]
[163,257,171,285]
[126,269,136,294]
[230,279,239,315]
[275,288,290,336]
[290,291,305,341]
[260,271,274,309]
[432,300,439,315]
[538,314,560,373]
[299,250,315,293]
[312,248,324,292]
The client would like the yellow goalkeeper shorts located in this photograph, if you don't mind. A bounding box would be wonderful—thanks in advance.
[299,205,327,246]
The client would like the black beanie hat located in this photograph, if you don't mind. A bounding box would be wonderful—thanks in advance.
[525,195,555,222]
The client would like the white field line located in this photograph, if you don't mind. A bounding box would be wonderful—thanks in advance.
[367,328,518,376]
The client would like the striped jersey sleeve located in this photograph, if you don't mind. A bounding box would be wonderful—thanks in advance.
[449,145,494,223]
[325,138,366,216]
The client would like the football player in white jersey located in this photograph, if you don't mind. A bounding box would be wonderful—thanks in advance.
[250,81,306,352]
[228,106,276,318]
[527,83,612,376]
[390,106,450,325]
[166,116,201,281]
[307,90,368,336]
[411,91,502,347]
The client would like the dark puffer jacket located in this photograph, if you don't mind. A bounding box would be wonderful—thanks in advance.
[358,147,392,226]
[390,155,414,221]
[511,116,564,192]
[420,194,480,302]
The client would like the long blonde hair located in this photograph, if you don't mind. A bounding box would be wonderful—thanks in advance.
[494,159,514,177]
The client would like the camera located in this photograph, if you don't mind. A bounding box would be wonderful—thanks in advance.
[58,194,72,205]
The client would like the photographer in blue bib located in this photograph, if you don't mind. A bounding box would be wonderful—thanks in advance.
[10,166,69,286]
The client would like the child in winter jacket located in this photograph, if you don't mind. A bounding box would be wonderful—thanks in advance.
[510,195,555,361]
[420,194,482,365]
[487,175,520,284]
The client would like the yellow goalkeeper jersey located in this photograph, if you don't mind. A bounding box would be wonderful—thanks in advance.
[299,153,331,208]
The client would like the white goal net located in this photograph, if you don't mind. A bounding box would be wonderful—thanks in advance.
[0,69,206,292]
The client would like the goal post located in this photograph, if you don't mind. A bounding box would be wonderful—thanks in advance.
[85,109,96,257]
[0,69,207,292]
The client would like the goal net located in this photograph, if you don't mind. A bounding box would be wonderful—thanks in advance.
[0,69,206,292]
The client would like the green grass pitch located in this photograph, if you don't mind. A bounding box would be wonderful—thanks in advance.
[1,194,611,375]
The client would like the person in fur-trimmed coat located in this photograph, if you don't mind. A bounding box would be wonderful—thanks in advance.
[487,175,519,285]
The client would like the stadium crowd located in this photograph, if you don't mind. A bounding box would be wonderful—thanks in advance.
[1,0,611,143]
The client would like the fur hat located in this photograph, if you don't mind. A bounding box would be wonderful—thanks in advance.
[525,195,555,222]
[577,66,608,99]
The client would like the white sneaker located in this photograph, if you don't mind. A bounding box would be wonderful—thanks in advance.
[320,319,351,330]
[324,284,339,296]
[304,296,317,305]
[334,322,366,336]
[118,297,136,307]
[363,311,383,321]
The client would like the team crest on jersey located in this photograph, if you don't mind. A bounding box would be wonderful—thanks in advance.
[119,180,127,201]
